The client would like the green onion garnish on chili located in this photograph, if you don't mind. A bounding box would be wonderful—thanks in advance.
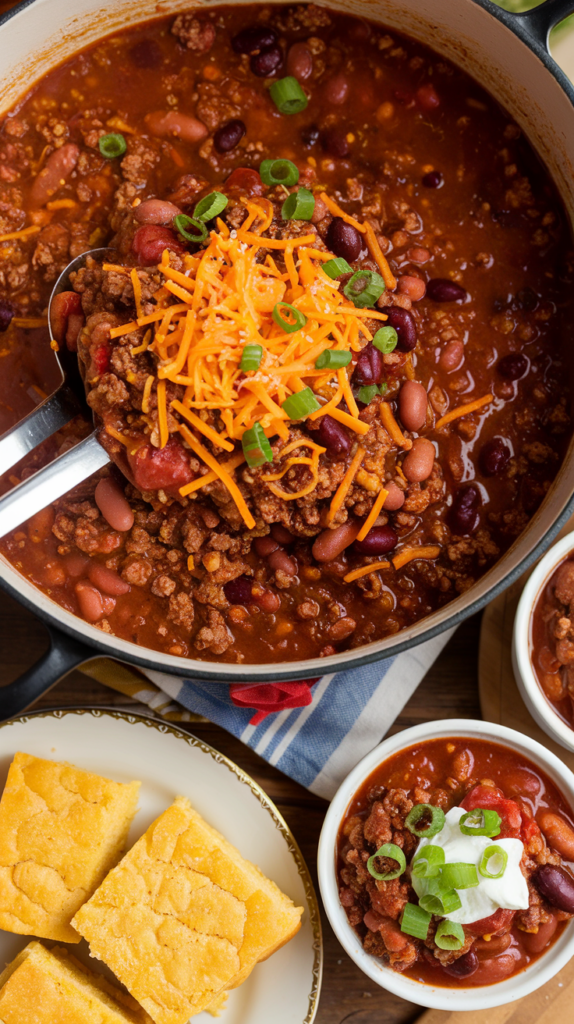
[419,886,462,916]
[459,808,502,838]
[357,385,380,405]
[315,349,352,369]
[366,843,406,881]
[272,301,307,333]
[322,257,353,279]
[435,920,465,951]
[269,76,309,115]
[411,845,445,879]
[193,191,228,222]
[241,423,273,467]
[281,187,315,221]
[479,845,508,879]
[240,344,263,372]
[373,326,398,354]
[99,133,127,159]
[400,903,431,941]
[259,158,300,187]
[281,387,321,420]
[440,862,479,889]
[405,804,446,838]
[343,269,386,308]
[173,214,208,243]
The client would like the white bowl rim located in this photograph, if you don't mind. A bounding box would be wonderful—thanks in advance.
[317,718,574,1011]
[513,530,574,752]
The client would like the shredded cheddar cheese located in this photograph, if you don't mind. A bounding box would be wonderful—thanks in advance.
[344,560,391,583]
[392,545,441,570]
[327,446,365,524]
[363,221,397,291]
[179,423,255,529]
[0,225,40,243]
[435,394,494,430]
[356,487,389,541]
[380,401,413,450]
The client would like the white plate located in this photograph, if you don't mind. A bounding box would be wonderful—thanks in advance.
[0,708,322,1023]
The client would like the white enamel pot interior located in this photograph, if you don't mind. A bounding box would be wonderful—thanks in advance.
[1,0,574,685]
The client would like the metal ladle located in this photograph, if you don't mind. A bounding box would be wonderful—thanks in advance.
[0,248,114,537]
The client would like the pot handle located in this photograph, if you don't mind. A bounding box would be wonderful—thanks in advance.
[0,625,94,722]
[502,0,574,51]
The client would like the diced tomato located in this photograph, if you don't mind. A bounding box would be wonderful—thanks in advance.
[50,290,82,344]
[132,224,186,265]
[224,167,265,196]
[521,814,542,848]
[128,437,195,495]
[93,346,110,375]
[460,783,522,839]
[465,907,515,937]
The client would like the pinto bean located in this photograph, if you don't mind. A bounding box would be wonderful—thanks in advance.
[254,536,280,558]
[287,42,313,81]
[88,563,130,596]
[271,524,294,545]
[534,864,574,914]
[402,437,435,482]
[554,560,574,604]
[50,290,82,344]
[520,915,558,954]
[28,507,55,544]
[325,73,349,105]
[538,812,574,861]
[95,477,134,532]
[75,581,104,623]
[132,224,185,264]
[268,549,297,576]
[440,339,464,371]
[312,521,361,562]
[252,587,281,612]
[473,934,512,961]
[145,110,208,143]
[397,275,426,301]
[408,247,431,264]
[30,142,79,205]
[64,552,90,578]
[328,616,356,641]
[134,198,182,225]
[382,482,405,511]
[399,380,427,432]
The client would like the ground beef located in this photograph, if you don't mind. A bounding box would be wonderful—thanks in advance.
[194,607,233,654]
[171,14,216,53]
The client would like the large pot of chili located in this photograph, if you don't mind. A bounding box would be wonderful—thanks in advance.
[0,0,574,711]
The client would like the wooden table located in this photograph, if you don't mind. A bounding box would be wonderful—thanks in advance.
[0,584,482,1024]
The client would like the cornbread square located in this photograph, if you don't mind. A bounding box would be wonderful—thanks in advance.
[0,941,153,1023]
[73,796,303,1024]
[0,752,140,942]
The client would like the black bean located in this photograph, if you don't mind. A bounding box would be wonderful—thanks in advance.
[422,170,443,188]
[443,949,479,979]
[0,300,15,332]
[129,39,163,68]
[326,217,362,261]
[224,576,254,605]
[352,342,384,386]
[231,25,277,54]
[250,45,282,77]
[498,352,528,381]
[479,437,511,477]
[301,124,320,147]
[353,526,398,556]
[213,119,246,153]
[385,306,417,353]
[534,864,574,914]
[449,484,481,536]
[426,278,467,302]
[315,414,352,456]
[321,126,350,159]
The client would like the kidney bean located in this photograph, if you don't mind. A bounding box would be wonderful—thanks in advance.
[469,953,518,985]
[42,562,67,588]
[213,118,246,153]
[534,864,574,914]
[254,536,280,558]
[426,278,467,302]
[65,312,83,352]
[268,548,297,576]
[352,342,384,386]
[538,812,574,860]
[145,110,208,143]
[498,352,528,380]
[326,217,362,260]
[27,507,55,545]
[399,380,427,432]
[287,42,313,81]
[271,524,294,546]
[95,477,134,532]
[312,521,362,562]
[449,484,481,535]
[520,914,558,955]
[363,909,384,932]
[382,482,405,511]
[443,949,479,978]
[402,437,435,482]
[132,224,185,264]
[321,126,350,159]
[328,616,356,641]
[231,25,277,55]
[473,934,512,962]
[422,169,443,188]
[353,525,398,556]
[88,562,131,596]
[252,587,281,613]
[30,142,79,206]
[224,576,255,605]
[128,436,194,493]
[301,124,320,148]
[50,291,82,345]
[64,552,91,577]
[134,198,182,225]
[397,275,426,301]
[385,307,417,352]
[315,414,352,456]
[0,300,15,332]
[479,437,511,476]
[517,286,538,311]
[251,45,282,76]
[416,83,440,110]
[129,38,163,68]
[439,339,464,371]
[225,167,265,195]
[325,73,349,105]
[75,581,104,623]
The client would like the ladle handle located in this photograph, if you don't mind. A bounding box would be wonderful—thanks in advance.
[0,383,82,477]
[0,432,110,538]
[501,0,574,50]
[0,625,94,722]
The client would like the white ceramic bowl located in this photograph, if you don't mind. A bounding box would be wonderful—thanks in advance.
[318,718,574,1011]
[513,530,574,753]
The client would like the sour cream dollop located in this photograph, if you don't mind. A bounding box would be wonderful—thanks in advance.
[411,806,529,925]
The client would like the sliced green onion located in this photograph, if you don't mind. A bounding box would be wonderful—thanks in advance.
[459,808,502,838]
[240,344,263,372]
[479,845,508,880]
[272,301,307,333]
[357,385,380,405]
[259,159,299,187]
[242,423,273,467]
[281,187,315,221]
[366,843,406,881]
[193,191,228,222]
[435,919,465,951]
[173,214,208,243]
[343,269,386,309]
[99,133,127,159]
[269,76,309,115]
[405,804,446,839]
[412,845,445,879]
[379,382,388,395]
[373,326,398,354]
[323,258,352,279]
[315,349,352,369]
[401,903,431,940]
[440,862,479,890]
[281,387,321,421]
[419,886,462,916]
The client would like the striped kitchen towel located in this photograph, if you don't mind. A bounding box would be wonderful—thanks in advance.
[82,626,455,799]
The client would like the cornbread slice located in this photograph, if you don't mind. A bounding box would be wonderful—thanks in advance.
[0,941,153,1023]
[0,752,140,942]
[73,796,303,1024]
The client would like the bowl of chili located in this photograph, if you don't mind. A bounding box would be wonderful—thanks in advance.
[318,718,574,1009]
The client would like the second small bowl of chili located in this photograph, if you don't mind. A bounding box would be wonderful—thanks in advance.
[318,719,574,1010]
